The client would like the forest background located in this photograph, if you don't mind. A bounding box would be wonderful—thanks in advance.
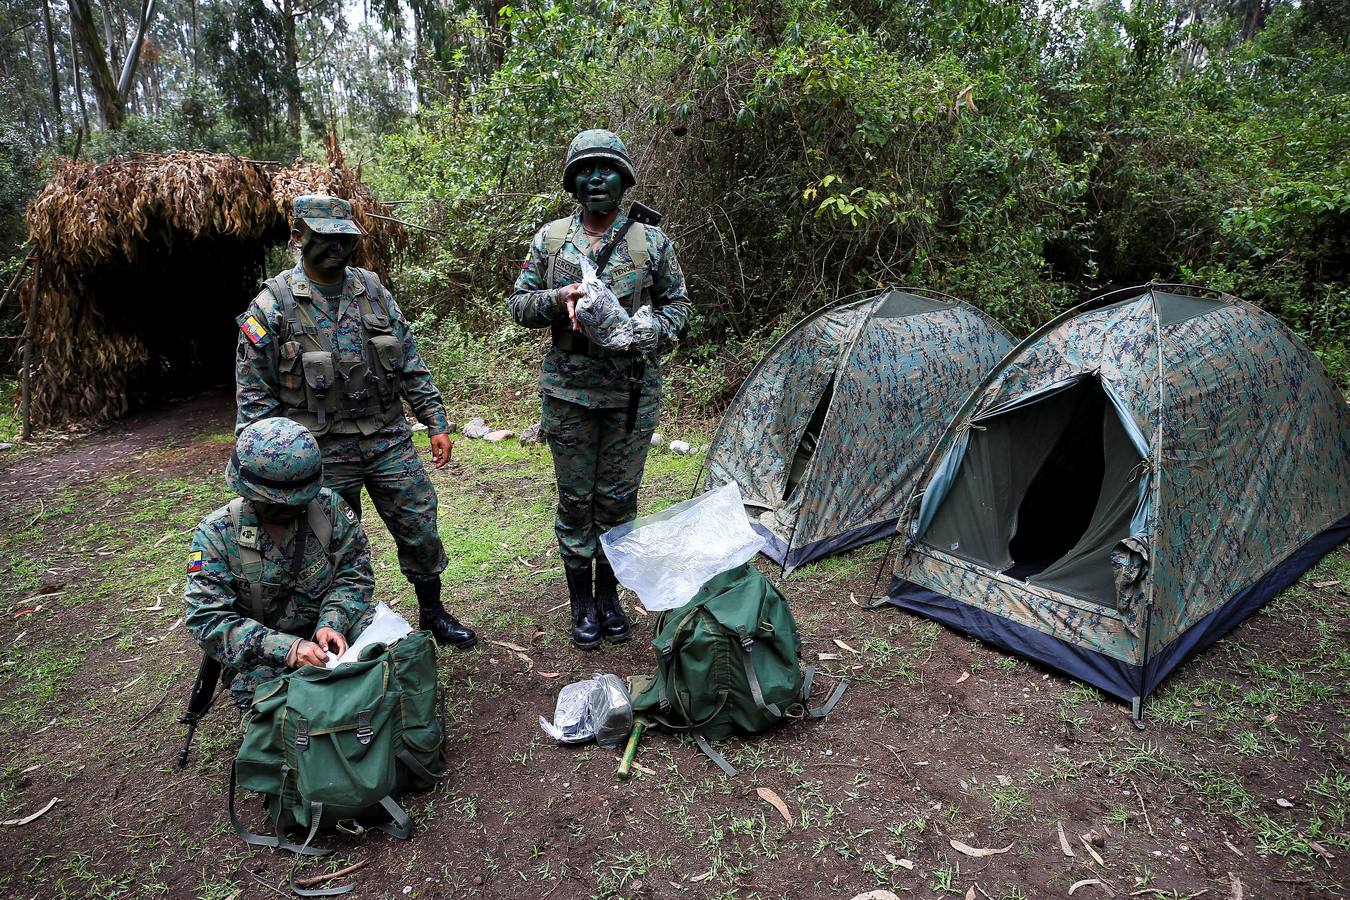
[1,0,1347,419]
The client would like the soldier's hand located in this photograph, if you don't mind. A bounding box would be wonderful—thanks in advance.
[429,433,453,469]
[314,627,348,657]
[291,640,328,668]
[556,283,585,332]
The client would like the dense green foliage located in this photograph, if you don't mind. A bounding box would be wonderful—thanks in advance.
[374,0,1350,411]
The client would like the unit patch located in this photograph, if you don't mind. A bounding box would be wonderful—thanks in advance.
[238,314,271,347]
[187,551,203,573]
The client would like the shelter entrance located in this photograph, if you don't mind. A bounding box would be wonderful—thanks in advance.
[923,376,1144,608]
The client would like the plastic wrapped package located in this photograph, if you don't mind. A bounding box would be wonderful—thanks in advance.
[629,305,659,353]
[600,481,767,611]
[575,255,633,351]
[539,674,633,747]
[325,602,413,668]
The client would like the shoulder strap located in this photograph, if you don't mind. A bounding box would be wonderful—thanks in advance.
[308,497,334,549]
[626,222,649,276]
[227,498,266,620]
[265,276,299,342]
[543,217,571,288]
[354,268,389,318]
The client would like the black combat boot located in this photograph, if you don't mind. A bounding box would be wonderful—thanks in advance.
[594,559,631,644]
[413,578,477,649]
[566,562,602,650]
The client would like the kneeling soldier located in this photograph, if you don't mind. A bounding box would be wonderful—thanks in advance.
[185,418,375,710]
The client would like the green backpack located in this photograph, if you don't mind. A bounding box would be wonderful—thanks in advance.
[230,630,445,896]
[631,563,847,776]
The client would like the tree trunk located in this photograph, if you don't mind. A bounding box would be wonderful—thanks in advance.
[68,1,90,133]
[68,0,123,127]
[282,0,302,142]
[189,0,197,79]
[41,0,64,136]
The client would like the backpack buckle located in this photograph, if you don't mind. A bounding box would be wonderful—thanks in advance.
[737,625,754,653]
[355,710,373,746]
[660,644,674,662]
[295,718,310,752]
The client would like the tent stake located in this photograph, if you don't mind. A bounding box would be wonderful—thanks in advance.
[19,258,41,442]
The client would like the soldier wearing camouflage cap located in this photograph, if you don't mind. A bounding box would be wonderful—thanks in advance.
[235,195,476,649]
[508,129,692,650]
[184,418,376,709]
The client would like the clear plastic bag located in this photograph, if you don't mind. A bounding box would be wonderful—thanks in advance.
[325,602,413,668]
[575,255,633,351]
[538,674,632,747]
[629,305,659,353]
[600,481,767,611]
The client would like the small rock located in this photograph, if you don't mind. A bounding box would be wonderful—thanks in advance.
[519,423,543,445]
[669,440,691,454]
[1275,798,1294,808]
[0,443,12,451]
[650,432,664,448]
[484,429,515,442]
[463,418,491,439]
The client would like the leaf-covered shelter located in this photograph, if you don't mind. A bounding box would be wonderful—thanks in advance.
[19,146,406,429]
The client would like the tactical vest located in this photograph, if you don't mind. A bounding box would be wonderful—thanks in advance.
[266,268,405,436]
[227,497,334,629]
[544,218,651,357]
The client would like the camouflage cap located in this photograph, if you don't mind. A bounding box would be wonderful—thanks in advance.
[292,194,365,236]
[563,129,637,193]
[226,418,323,506]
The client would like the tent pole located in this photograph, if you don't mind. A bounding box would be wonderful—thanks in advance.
[19,258,41,442]
[866,532,900,603]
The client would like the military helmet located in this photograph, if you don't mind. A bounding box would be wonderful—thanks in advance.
[226,418,323,506]
[562,129,637,193]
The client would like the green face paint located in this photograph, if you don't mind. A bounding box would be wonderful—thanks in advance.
[573,162,625,214]
[299,226,357,282]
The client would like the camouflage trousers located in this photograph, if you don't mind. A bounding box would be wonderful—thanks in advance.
[541,392,659,567]
[320,433,448,583]
[228,605,375,710]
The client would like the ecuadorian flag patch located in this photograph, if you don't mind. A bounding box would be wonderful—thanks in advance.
[187,551,203,573]
[239,314,269,346]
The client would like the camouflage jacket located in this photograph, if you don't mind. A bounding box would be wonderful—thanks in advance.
[184,488,374,672]
[508,211,692,408]
[236,264,450,450]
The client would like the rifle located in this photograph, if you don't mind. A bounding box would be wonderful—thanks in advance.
[177,652,223,769]
[595,201,664,433]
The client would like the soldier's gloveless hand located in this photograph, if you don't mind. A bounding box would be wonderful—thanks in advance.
[556,283,586,332]
[314,627,348,657]
[429,434,453,469]
[290,639,328,668]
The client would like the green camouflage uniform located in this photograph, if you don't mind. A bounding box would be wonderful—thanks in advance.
[235,263,450,583]
[508,211,691,565]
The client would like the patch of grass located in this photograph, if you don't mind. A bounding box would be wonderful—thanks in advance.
[985,783,1029,820]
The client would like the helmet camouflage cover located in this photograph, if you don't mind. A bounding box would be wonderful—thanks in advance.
[226,418,324,506]
[563,129,638,194]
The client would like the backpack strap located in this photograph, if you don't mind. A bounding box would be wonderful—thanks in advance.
[287,802,356,897]
[228,498,266,621]
[543,217,572,289]
[693,733,738,778]
[307,497,333,549]
[801,665,849,718]
[735,625,783,719]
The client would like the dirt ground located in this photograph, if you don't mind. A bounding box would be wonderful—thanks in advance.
[0,391,1346,900]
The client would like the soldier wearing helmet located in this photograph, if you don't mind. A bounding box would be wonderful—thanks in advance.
[184,418,377,709]
[235,195,476,650]
[508,129,692,649]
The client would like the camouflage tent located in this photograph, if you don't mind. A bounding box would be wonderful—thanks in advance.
[884,285,1350,714]
[702,288,1014,574]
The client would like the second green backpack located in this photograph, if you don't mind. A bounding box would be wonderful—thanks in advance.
[631,563,847,776]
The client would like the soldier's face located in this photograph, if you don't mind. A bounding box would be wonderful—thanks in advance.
[254,501,305,524]
[296,226,357,280]
[573,162,625,214]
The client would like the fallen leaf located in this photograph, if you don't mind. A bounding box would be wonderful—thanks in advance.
[847,892,900,900]
[1069,880,1104,896]
[0,797,59,826]
[833,639,858,653]
[965,888,976,900]
[1079,834,1106,866]
[954,671,970,685]
[489,639,529,653]
[1057,821,1076,857]
[11,607,36,618]
[1264,714,1278,724]
[756,787,792,826]
[883,853,914,870]
[1275,798,1294,808]
[818,652,842,661]
[1312,580,1341,589]
[538,672,561,679]
[513,651,533,670]
[690,870,714,883]
[1308,840,1335,861]
[1223,840,1244,858]
[949,839,1011,858]
[1228,872,1243,900]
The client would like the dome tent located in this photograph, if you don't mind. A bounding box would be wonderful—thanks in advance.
[700,287,1014,574]
[883,284,1350,717]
